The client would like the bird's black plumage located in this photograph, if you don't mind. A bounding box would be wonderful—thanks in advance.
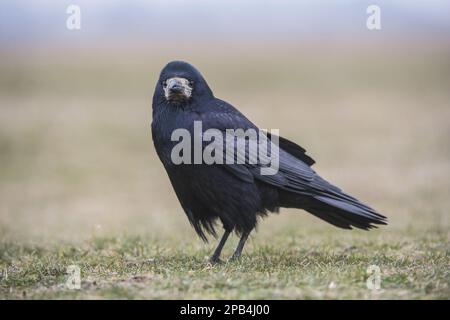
[151,61,387,262]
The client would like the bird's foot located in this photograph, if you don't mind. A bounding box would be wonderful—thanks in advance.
[208,256,223,265]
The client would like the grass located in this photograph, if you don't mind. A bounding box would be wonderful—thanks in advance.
[1,229,449,299]
[0,41,449,299]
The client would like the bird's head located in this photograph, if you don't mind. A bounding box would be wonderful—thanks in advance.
[154,61,213,107]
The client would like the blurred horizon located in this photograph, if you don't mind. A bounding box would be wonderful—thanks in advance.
[1,0,450,46]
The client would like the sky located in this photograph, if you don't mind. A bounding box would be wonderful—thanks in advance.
[0,0,449,45]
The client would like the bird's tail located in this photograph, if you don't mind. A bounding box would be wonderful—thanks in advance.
[280,185,387,230]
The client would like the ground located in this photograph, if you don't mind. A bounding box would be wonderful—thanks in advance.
[0,41,449,299]
[1,228,449,299]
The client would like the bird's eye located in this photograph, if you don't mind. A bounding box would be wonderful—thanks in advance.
[188,80,194,86]
[162,80,167,87]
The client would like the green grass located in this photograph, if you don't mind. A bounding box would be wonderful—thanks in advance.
[1,229,449,299]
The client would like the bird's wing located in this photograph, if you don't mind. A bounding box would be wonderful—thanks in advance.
[200,105,385,224]
[199,103,316,189]
[201,99,315,165]
[266,132,315,166]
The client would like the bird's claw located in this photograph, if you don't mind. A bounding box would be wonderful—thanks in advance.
[208,256,223,265]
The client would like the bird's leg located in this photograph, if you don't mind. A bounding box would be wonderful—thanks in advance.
[209,229,231,264]
[230,231,250,261]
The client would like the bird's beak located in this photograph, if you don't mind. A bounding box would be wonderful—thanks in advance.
[164,77,192,102]
[167,78,185,94]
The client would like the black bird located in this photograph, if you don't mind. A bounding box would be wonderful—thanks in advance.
[151,61,387,263]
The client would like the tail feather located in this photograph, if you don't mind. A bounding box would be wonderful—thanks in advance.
[314,195,386,222]
[280,189,387,230]
[308,201,385,230]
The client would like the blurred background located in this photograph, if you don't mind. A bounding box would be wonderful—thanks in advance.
[0,0,449,245]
